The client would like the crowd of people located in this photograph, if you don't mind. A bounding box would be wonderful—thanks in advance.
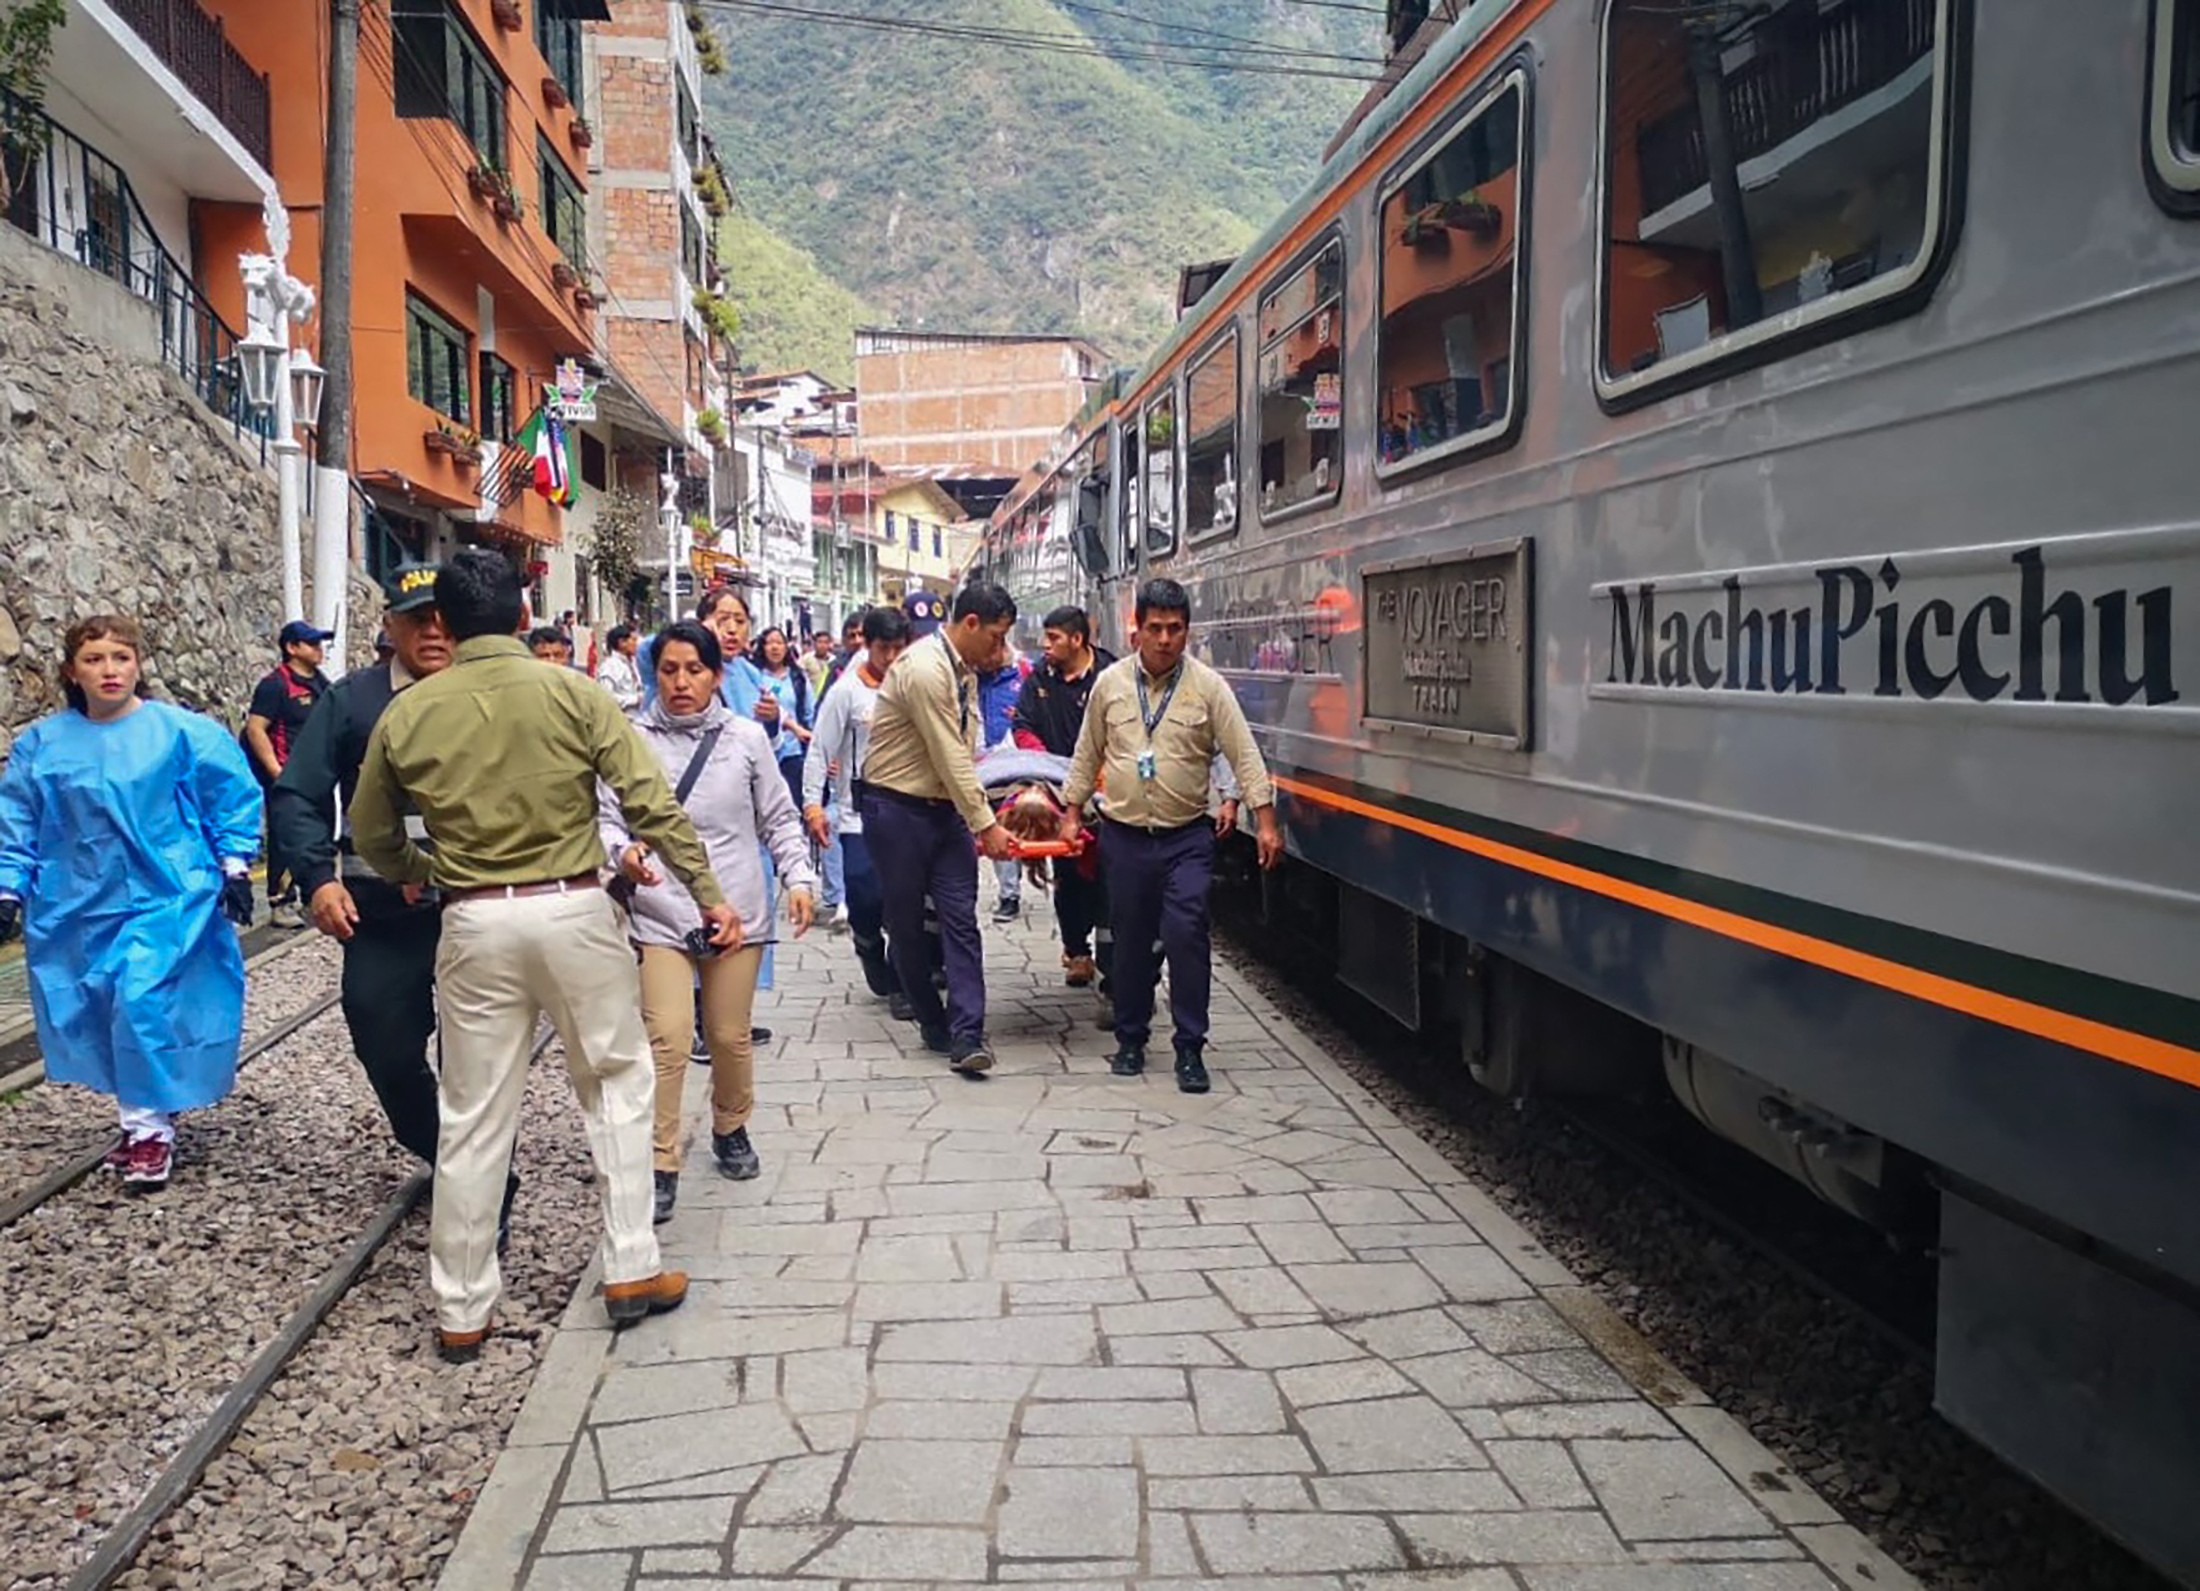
[0,550,1281,1360]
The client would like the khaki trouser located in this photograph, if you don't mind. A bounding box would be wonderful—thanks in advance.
[430,888,660,1332]
[637,942,763,1174]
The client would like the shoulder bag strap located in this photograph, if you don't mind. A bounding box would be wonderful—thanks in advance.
[674,727,724,806]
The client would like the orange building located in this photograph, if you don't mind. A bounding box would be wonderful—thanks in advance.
[197,0,663,611]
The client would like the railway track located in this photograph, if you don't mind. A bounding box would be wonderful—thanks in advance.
[1,938,556,1591]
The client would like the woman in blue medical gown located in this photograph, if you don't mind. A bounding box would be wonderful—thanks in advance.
[0,615,263,1188]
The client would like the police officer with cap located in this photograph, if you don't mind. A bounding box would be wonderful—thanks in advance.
[271,562,520,1247]
[902,588,946,639]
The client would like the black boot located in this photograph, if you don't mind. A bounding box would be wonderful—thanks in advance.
[1109,1044,1146,1077]
[1174,1047,1211,1095]
[714,1126,761,1180]
[889,990,916,1023]
[750,1027,772,1045]
[653,1170,678,1225]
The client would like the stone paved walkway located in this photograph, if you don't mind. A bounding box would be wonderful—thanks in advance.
[443,895,1915,1591]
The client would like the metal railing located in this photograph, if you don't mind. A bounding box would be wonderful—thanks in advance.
[1635,0,1936,218]
[2,91,269,448]
[108,0,273,171]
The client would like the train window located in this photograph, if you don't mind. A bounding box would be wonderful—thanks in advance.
[1598,0,1957,400]
[2150,0,2200,207]
[1183,332,1240,542]
[1141,391,1177,560]
[1072,431,1111,578]
[1117,418,1142,572]
[1258,237,1343,519]
[1377,74,1525,474]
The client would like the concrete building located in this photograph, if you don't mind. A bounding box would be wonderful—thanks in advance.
[874,477,977,607]
[853,327,1110,520]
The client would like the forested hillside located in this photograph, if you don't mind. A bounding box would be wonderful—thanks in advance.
[700,0,1377,366]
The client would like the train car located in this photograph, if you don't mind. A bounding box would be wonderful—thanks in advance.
[977,1,2200,1580]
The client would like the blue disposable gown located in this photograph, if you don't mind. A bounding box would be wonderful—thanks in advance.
[0,702,264,1112]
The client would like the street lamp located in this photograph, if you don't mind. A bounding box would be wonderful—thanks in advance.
[288,351,326,431]
[239,194,320,634]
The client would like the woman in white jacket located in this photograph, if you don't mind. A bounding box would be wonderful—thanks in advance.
[601,620,817,1224]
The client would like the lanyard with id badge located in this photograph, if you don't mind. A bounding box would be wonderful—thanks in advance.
[1135,665,1183,782]
[940,631,973,746]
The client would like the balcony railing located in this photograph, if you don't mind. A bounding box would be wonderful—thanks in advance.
[108,0,273,172]
[1635,0,1935,219]
[2,90,269,447]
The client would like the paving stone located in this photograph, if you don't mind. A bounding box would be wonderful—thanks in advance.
[595,1405,805,1491]
[1099,1296,1244,1336]
[1313,1470,1521,1512]
[1401,1348,1561,1408]
[853,1281,1005,1321]
[1275,1358,1415,1407]
[1418,1245,1537,1303]
[729,1524,833,1575]
[539,1496,739,1552]
[1140,1222,1258,1250]
[522,1552,633,1590]
[870,1361,1037,1402]
[1570,1440,1776,1541]
[1013,1436,1136,1466]
[867,1401,1020,1440]
[1499,1403,1678,1441]
[1399,1511,1631,1566]
[799,1524,991,1581]
[855,1235,968,1281]
[877,1314,1099,1365]
[1192,1512,1406,1574]
[636,1547,720,1574]
[1140,1434,1317,1475]
[1139,1271,1223,1301]
[999,1467,1141,1559]
[992,1250,1130,1282]
[1298,1396,1483,1474]
[1254,1221,1353,1265]
[796,1410,864,1451]
[1287,1261,1447,1317]
[835,1439,1004,1524]
[1191,1193,1322,1224]
[1148,1474,1315,1512]
[779,1347,871,1414]
[1012,1277,1148,1308]
[891,1179,1058,1215]
[746,1454,848,1525]
[1518,1568,1837,1590]
[558,1440,605,1505]
[1487,1440,1595,1508]
[1512,1349,1642,1402]
[1023,1399,1199,1437]
[1130,1244,1273,1274]
[1032,1367,1188,1401]
[1190,1368,1287,1434]
[1148,1509,1205,1576]
[1310,1189,1423,1224]
[1208,1265,1320,1315]
[1108,1333,1234,1366]
[1215,1323,1365,1368]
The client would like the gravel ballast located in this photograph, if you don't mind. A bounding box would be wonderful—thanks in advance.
[1216,925,2172,1591]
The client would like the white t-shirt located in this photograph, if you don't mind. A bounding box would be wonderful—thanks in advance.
[802,667,883,835]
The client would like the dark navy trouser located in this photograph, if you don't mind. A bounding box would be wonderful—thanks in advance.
[861,791,985,1045]
[1103,819,1214,1053]
[1054,864,1113,991]
[839,830,896,999]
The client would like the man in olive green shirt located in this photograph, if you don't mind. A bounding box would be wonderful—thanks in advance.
[350,551,738,1359]
[1062,577,1282,1093]
[858,582,1018,1074]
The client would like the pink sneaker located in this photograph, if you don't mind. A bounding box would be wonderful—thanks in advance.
[120,1135,172,1189]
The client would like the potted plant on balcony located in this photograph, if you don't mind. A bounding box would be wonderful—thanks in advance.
[692,287,741,346]
[491,0,521,30]
[542,75,570,111]
[685,1,706,33]
[551,258,580,290]
[573,274,605,311]
[448,427,484,468]
[694,164,731,219]
[695,406,726,445]
[569,116,595,151]
[696,26,728,76]
[688,512,716,547]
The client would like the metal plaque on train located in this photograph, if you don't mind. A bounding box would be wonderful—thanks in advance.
[1362,540,1532,749]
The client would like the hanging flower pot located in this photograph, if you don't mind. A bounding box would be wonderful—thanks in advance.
[552,260,579,290]
[424,427,456,456]
[467,163,496,199]
[492,192,522,224]
[542,76,570,111]
[491,0,522,30]
[574,281,603,310]
[569,118,595,151]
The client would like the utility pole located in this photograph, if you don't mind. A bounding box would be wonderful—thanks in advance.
[1687,15,1762,335]
[314,0,361,670]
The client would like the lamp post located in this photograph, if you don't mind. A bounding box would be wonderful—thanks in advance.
[238,195,322,636]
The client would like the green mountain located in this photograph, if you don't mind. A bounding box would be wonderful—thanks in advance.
[700,0,1376,368]
[715,208,877,385]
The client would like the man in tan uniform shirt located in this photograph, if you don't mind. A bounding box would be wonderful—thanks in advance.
[1062,577,1282,1093]
[857,582,1019,1074]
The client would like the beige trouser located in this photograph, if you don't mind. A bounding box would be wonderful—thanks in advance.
[431,888,660,1332]
[637,942,763,1174]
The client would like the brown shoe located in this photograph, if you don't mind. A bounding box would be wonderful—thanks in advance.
[436,1323,491,1364]
[1063,954,1096,988]
[604,1270,689,1329]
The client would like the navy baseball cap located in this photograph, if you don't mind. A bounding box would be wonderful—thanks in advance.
[280,620,335,646]
[903,589,945,638]
[381,560,442,615]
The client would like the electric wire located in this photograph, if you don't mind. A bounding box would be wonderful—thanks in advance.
[690,0,1383,81]
[1048,0,1385,66]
